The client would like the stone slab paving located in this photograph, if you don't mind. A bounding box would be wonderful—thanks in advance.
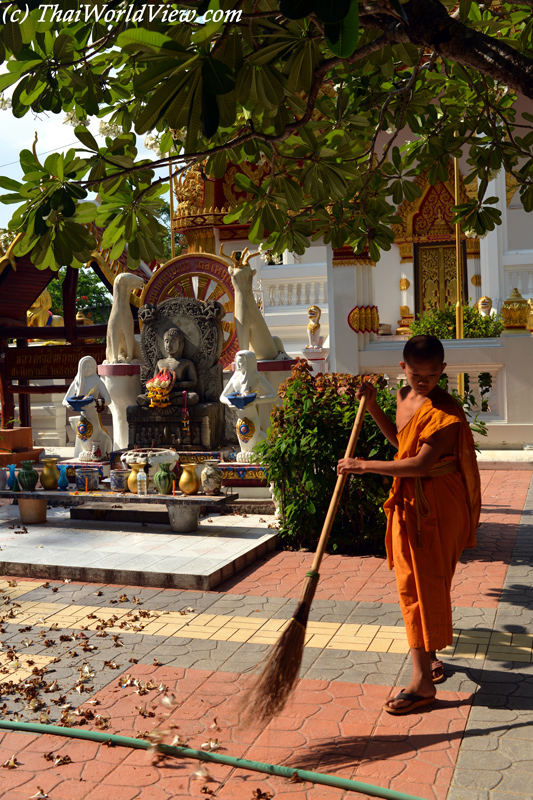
[0,469,531,799]
[0,505,279,590]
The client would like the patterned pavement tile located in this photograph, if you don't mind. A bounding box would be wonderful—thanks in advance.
[0,468,532,800]
[0,666,473,800]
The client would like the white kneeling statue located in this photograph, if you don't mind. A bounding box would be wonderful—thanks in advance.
[63,356,112,458]
[220,350,276,463]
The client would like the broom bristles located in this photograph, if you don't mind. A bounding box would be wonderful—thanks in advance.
[242,575,318,727]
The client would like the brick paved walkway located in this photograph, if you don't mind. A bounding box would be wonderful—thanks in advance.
[0,470,531,800]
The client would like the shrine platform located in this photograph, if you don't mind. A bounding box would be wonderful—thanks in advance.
[0,495,278,591]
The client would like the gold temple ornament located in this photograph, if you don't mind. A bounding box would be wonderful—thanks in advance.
[347,305,380,334]
[501,288,530,331]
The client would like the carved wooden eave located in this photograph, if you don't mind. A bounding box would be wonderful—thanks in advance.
[172,161,271,253]
[332,245,375,267]
[391,160,480,262]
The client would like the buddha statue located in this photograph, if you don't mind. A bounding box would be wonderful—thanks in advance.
[396,305,414,335]
[137,327,199,409]
[27,289,64,328]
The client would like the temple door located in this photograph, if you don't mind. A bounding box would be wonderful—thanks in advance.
[414,241,467,315]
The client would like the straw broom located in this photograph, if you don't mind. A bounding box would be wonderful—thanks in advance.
[244,390,371,726]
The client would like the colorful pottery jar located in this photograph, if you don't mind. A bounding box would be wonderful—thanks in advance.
[17,460,39,492]
[200,460,222,496]
[154,462,174,495]
[0,467,7,490]
[40,458,60,491]
[179,463,201,496]
[110,469,129,493]
[57,464,69,491]
[76,467,100,492]
[127,462,150,494]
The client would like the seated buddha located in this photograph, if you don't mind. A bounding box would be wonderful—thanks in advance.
[137,327,199,409]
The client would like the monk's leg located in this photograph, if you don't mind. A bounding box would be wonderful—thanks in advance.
[385,647,435,710]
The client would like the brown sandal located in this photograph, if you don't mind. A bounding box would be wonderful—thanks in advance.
[431,660,446,684]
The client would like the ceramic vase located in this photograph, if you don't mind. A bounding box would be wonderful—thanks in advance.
[154,462,174,495]
[7,464,17,490]
[57,464,69,491]
[17,460,39,492]
[110,470,129,492]
[40,458,60,491]
[200,460,222,496]
[76,468,100,492]
[0,467,7,490]
[179,463,201,496]
[127,462,150,494]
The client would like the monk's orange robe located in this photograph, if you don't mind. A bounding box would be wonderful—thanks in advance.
[384,390,481,652]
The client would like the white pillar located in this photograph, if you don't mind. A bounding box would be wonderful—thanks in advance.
[480,170,507,311]
[326,244,360,374]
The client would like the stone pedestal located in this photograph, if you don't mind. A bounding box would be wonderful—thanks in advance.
[219,462,268,487]
[127,403,224,451]
[247,358,297,434]
[98,363,142,450]
[302,347,330,375]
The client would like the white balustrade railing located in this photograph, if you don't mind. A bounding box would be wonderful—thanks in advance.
[261,276,327,308]
[360,338,507,421]
[504,267,533,298]
[381,365,502,417]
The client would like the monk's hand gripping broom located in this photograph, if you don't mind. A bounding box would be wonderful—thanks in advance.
[244,385,377,726]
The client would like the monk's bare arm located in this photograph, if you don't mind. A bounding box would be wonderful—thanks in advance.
[358,382,398,449]
[338,423,460,478]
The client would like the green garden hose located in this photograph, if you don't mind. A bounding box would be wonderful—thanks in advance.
[0,719,427,800]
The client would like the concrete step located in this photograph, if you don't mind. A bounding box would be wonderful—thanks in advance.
[71,501,170,525]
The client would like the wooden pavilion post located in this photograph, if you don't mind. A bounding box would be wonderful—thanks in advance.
[454,135,465,398]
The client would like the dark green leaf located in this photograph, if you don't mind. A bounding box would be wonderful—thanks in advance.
[314,0,351,24]
[74,125,99,152]
[280,0,314,19]
[325,0,359,57]
[201,57,235,95]
[201,86,219,138]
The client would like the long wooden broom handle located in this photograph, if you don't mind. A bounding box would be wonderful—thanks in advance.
[308,393,369,575]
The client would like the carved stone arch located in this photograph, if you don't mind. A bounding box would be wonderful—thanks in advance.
[139,252,238,368]
[391,159,480,262]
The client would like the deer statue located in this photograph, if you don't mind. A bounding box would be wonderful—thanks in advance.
[221,245,289,361]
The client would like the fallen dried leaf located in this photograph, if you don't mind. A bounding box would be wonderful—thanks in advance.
[171,734,189,746]
[2,755,19,769]
[161,693,177,708]
[201,738,220,752]
[288,772,305,783]
[191,763,212,782]
[29,788,49,799]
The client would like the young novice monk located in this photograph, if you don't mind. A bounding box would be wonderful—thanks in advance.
[338,335,480,714]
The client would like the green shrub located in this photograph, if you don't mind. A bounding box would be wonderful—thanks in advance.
[255,361,397,556]
[410,304,504,339]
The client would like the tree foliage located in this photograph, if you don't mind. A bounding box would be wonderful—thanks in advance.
[0,0,532,269]
[46,266,112,324]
